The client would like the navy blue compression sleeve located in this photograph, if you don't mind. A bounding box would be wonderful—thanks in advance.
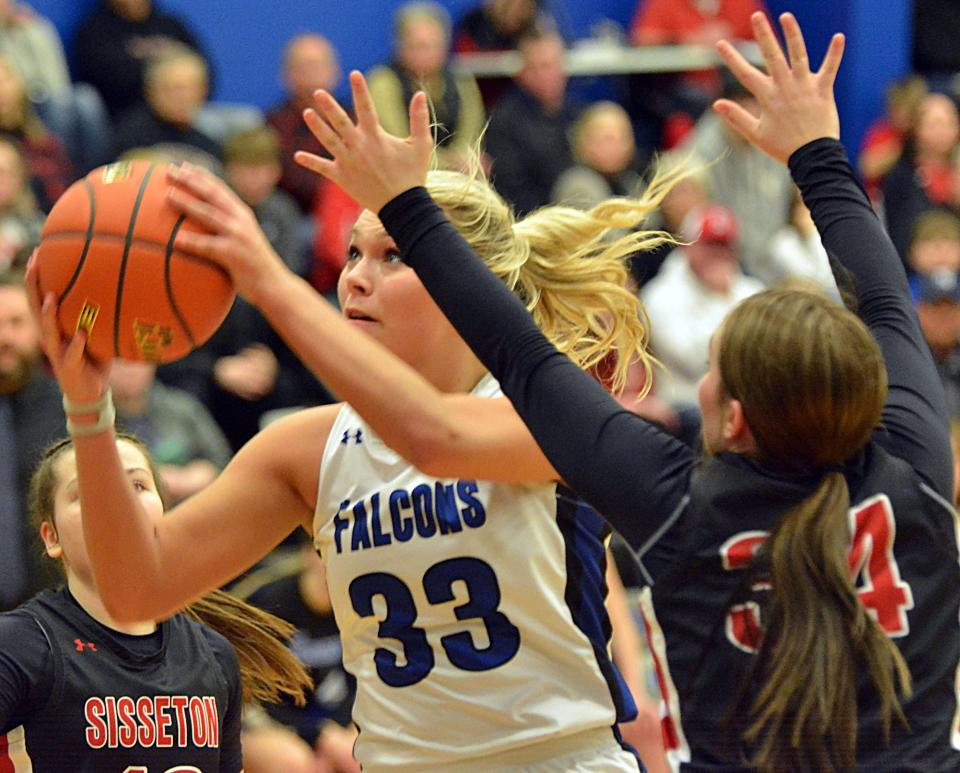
[789,139,953,499]
[379,191,695,549]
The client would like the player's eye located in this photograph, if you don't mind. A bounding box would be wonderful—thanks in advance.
[385,250,403,265]
[346,245,361,263]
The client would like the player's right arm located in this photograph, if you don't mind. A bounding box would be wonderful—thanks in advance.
[75,407,329,624]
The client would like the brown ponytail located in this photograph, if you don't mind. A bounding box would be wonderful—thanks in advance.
[183,589,310,706]
[718,290,911,770]
[744,473,910,771]
[29,434,312,707]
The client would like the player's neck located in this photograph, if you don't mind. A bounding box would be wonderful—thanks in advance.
[67,574,158,636]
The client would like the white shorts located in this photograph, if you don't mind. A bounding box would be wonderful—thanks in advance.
[410,727,642,773]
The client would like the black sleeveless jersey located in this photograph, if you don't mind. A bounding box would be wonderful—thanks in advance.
[640,444,960,770]
[0,588,243,772]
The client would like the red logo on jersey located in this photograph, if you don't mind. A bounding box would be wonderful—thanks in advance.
[74,638,98,652]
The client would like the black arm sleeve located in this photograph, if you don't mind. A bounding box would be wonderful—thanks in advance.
[379,191,695,550]
[789,139,953,499]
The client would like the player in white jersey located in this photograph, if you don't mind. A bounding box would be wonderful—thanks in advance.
[30,104,679,769]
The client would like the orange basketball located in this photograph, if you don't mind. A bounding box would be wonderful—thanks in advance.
[33,160,235,363]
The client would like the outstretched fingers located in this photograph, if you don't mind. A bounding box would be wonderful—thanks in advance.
[348,70,380,133]
[715,39,768,99]
[780,12,810,76]
[312,86,357,147]
[294,149,337,179]
[750,11,790,84]
[816,32,846,91]
[713,98,762,145]
[408,90,432,149]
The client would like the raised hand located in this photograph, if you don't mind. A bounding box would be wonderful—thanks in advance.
[295,70,433,213]
[167,163,290,306]
[25,251,111,405]
[713,12,845,164]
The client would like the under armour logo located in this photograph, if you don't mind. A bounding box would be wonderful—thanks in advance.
[74,638,97,652]
[341,429,363,445]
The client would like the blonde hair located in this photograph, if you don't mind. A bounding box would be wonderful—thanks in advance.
[424,161,685,395]
[718,289,910,770]
[28,434,311,707]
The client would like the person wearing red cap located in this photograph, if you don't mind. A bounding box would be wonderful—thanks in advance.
[639,202,762,412]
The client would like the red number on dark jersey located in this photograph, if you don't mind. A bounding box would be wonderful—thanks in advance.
[721,496,915,653]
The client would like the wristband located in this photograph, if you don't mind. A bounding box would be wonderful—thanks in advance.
[63,388,116,438]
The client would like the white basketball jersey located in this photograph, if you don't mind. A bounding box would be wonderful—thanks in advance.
[314,375,629,771]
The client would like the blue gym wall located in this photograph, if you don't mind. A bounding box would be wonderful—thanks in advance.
[31,0,913,156]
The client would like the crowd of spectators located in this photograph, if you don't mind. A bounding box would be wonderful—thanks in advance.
[3,0,960,768]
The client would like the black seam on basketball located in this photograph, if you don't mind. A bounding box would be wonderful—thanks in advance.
[40,231,228,276]
[164,214,196,349]
[56,178,96,305]
[114,163,156,357]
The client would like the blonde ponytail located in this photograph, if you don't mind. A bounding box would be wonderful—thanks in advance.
[426,158,689,395]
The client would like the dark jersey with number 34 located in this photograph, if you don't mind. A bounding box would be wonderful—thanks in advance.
[379,138,960,770]
[0,587,243,772]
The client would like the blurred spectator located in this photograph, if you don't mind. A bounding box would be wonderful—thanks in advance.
[905,209,960,300]
[239,543,359,773]
[627,0,765,145]
[453,0,558,107]
[74,0,211,120]
[266,33,341,214]
[110,358,232,504]
[454,0,551,52]
[680,71,793,279]
[157,291,332,453]
[630,0,761,47]
[858,75,927,203]
[632,152,710,287]
[916,271,960,419]
[224,126,306,277]
[883,92,960,264]
[0,54,74,211]
[0,136,41,271]
[0,0,68,102]
[913,0,960,92]
[761,186,835,293]
[0,270,64,609]
[367,1,485,172]
[640,204,763,409]
[112,44,222,168]
[311,179,361,298]
[0,0,112,174]
[552,100,645,210]
[485,30,580,215]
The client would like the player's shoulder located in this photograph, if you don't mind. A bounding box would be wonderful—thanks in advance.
[0,606,48,646]
[0,604,54,679]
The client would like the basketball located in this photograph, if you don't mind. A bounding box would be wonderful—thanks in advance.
[33,160,235,363]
